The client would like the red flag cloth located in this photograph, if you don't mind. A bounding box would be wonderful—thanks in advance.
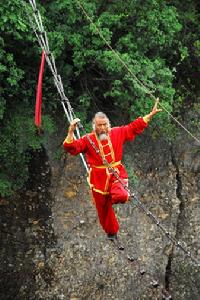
[35,50,45,128]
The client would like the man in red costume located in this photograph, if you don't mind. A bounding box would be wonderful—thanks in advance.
[63,99,162,240]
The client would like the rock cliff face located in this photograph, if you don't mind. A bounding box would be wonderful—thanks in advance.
[0,121,199,299]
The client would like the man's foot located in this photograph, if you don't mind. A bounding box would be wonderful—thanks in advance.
[107,233,124,251]
[107,233,118,241]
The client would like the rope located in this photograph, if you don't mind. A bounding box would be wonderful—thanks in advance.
[75,0,200,145]
[23,0,88,172]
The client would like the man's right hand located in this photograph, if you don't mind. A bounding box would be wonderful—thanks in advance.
[65,118,81,144]
[69,118,80,133]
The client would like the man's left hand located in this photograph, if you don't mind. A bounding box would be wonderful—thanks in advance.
[143,98,162,123]
[150,98,162,117]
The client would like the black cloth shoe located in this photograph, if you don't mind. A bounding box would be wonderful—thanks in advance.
[107,233,124,250]
[107,233,118,241]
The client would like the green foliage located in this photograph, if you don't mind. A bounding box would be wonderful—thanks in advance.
[53,147,63,161]
[194,40,200,56]
[45,0,182,132]
[0,0,56,196]
[0,107,55,196]
[169,0,200,112]
[187,103,200,132]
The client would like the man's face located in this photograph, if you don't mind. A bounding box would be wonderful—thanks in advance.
[94,117,110,136]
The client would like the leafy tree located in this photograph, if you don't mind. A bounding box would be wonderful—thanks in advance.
[168,0,200,119]
[44,0,183,131]
[0,0,54,196]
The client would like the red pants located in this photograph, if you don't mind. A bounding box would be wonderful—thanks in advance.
[92,180,129,235]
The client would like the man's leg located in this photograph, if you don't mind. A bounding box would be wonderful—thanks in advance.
[92,190,119,235]
[110,179,129,204]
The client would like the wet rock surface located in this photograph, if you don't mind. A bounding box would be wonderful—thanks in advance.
[0,147,55,300]
[0,125,199,299]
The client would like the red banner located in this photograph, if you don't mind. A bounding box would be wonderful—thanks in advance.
[35,50,45,128]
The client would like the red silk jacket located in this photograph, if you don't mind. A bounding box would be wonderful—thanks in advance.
[63,117,148,194]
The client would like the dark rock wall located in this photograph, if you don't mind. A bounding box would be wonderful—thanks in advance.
[0,123,199,299]
[0,147,55,300]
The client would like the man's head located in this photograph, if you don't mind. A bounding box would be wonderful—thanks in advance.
[92,112,111,140]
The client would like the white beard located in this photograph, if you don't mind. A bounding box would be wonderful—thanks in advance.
[98,133,108,141]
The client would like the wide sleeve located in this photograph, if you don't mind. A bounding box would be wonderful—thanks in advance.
[63,136,88,156]
[122,117,148,142]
